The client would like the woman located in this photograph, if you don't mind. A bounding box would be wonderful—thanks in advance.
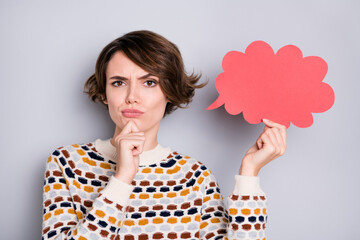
[42,30,286,240]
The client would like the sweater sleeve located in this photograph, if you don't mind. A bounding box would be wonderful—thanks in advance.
[42,153,134,240]
[199,172,267,240]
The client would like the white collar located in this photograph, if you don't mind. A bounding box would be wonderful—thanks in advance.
[94,138,173,166]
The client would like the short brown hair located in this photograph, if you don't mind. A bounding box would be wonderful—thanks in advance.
[84,30,207,117]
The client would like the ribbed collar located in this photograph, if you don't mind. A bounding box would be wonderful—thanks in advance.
[94,138,172,166]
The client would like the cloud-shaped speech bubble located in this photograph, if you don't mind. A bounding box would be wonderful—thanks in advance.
[206,41,335,128]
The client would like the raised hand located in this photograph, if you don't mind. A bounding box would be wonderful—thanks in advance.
[113,120,145,184]
[239,119,287,176]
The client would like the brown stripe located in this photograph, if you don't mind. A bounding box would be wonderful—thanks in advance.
[194,199,202,206]
[42,227,50,234]
[54,197,63,202]
[153,233,163,239]
[116,204,123,211]
[68,160,75,169]
[54,222,63,228]
[241,196,250,200]
[84,200,93,208]
[192,164,199,171]
[99,175,109,182]
[139,234,149,240]
[104,197,113,204]
[124,235,134,240]
[166,180,176,186]
[242,224,251,230]
[85,172,95,179]
[167,204,177,210]
[205,207,215,213]
[153,205,163,210]
[53,171,62,177]
[100,230,109,237]
[140,181,150,186]
[168,232,177,239]
[61,150,70,158]
[44,200,51,207]
[154,181,164,186]
[88,223,97,231]
[73,195,81,203]
[232,223,238,230]
[181,202,191,209]
[231,195,238,201]
[180,232,191,238]
[139,206,149,212]
[205,232,215,239]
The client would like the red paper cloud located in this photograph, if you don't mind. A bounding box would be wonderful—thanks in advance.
[206,41,335,128]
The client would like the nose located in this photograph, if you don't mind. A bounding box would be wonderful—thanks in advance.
[125,82,139,104]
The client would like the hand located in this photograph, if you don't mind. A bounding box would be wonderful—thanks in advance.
[113,120,145,184]
[239,119,287,176]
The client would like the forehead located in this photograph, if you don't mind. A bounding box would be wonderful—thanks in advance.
[106,51,148,76]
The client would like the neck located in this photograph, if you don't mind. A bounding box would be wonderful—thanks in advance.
[94,138,173,166]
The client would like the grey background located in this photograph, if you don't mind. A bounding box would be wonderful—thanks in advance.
[1,0,359,239]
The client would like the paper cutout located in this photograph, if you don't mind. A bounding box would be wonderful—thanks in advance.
[206,41,335,128]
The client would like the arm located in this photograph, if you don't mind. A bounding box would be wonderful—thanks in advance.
[200,118,286,239]
[226,175,267,240]
[42,153,133,239]
[199,170,267,240]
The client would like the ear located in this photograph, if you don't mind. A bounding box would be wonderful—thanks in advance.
[102,95,108,104]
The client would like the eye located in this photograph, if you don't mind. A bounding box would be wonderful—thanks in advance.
[111,81,124,87]
[144,80,158,87]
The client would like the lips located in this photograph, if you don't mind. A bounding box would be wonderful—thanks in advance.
[121,109,144,118]
[122,109,144,114]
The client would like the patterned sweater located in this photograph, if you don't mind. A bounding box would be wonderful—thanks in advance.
[42,139,267,240]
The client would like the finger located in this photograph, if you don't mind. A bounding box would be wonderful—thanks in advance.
[122,139,145,155]
[263,119,286,131]
[131,139,145,155]
[272,128,286,155]
[120,120,135,135]
[114,134,145,150]
[280,127,286,147]
[264,129,281,155]
[263,118,287,144]
[125,132,145,137]
[130,120,140,133]
[257,126,270,149]
[259,132,276,157]
[118,135,146,141]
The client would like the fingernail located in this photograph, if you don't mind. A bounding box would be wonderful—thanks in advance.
[263,118,269,123]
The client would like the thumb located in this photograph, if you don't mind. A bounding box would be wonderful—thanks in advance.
[130,120,140,133]
[257,138,263,149]
[120,120,134,135]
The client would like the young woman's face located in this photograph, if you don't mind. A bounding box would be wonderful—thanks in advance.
[104,51,168,134]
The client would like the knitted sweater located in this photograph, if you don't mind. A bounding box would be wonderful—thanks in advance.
[42,139,267,240]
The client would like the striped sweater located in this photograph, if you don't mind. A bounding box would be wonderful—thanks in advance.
[42,138,267,240]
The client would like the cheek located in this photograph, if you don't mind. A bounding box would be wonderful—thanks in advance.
[106,97,123,123]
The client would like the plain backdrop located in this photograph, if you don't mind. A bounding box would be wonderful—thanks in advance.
[1,0,359,239]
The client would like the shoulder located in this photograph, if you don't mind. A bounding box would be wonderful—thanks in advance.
[48,139,104,164]
[166,150,214,178]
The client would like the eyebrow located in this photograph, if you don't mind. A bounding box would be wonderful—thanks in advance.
[109,73,154,81]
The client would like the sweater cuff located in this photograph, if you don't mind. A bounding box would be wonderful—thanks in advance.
[101,176,134,206]
[232,175,265,196]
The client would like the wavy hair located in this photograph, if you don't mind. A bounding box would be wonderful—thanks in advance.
[84,30,207,117]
